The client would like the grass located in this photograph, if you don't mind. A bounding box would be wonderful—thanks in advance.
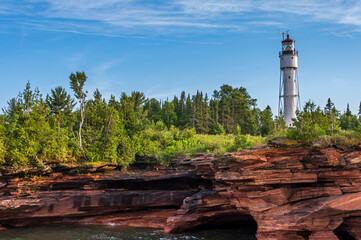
[157,133,267,164]
[187,134,236,154]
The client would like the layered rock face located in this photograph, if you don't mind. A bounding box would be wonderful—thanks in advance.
[165,147,361,240]
[1,146,361,240]
[0,166,211,229]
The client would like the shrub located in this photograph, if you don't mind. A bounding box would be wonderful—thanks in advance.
[313,131,361,150]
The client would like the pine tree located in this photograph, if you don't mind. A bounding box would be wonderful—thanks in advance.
[162,101,177,128]
[346,103,352,116]
[176,92,189,127]
[324,98,334,113]
[46,86,75,140]
[340,103,358,130]
[324,98,337,133]
[46,86,75,116]
[185,94,193,128]
[131,91,146,111]
[260,106,274,136]
[145,98,162,123]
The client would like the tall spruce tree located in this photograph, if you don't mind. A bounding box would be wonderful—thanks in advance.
[260,106,274,136]
[46,86,75,139]
[346,103,352,117]
[340,103,358,130]
[324,98,338,133]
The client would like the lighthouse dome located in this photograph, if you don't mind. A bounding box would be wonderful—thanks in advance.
[282,34,294,43]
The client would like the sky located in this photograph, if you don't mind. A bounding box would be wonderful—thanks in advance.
[1,0,361,114]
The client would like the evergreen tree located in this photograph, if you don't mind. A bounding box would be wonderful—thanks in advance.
[46,86,75,139]
[2,82,63,166]
[46,87,75,116]
[185,94,193,127]
[2,98,22,118]
[161,101,177,128]
[175,92,190,127]
[83,90,116,162]
[324,98,334,113]
[173,95,180,126]
[324,98,338,133]
[260,106,274,136]
[21,81,34,114]
[288,100,330,140]
[346,103,352,116]
[144,98,162,123]
[212,84,258,134]
[340,103,358,130]
[203,93,212,133]
[131,91,146,111]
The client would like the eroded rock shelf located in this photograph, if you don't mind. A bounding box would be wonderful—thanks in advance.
[1,145,361,240]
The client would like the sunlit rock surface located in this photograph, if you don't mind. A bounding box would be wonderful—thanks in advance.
[2,145,361,240]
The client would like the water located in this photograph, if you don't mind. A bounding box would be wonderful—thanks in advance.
[0,225,256,240]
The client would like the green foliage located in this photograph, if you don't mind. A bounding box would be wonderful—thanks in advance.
[2,83,67,167]
[260,105,274,136]
[339,114,359,130]
[46,86,75,116]
[80,91,140,167]
[232,134,265,151]
[286,100,331,141]
[229,126,265,151]
[212,84,258,134]
[45,86,75,160]
[7,76,361,170]
[270,114,287,138]
[338,102,359,131]
[0,119,5,164]
[69,72,87,150]
[144,98,162,123]
[313,131,361,150]
[156,133,232,164]
[209,122,225,135]
[283,99,361,146]
[69,72,87,101]
[161,101,177,128]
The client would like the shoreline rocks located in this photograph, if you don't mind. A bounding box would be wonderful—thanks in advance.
[2,146,361,239]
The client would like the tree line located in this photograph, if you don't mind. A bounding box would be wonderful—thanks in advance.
[286,98,361,141]
[0,72,272,168]
[1,71,361,169]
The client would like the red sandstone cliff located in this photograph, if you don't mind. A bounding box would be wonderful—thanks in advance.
[1,146,361,240]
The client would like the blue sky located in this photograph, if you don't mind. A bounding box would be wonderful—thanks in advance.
[1,0,361,114]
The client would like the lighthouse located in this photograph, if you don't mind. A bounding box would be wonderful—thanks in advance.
[278,33,301,127]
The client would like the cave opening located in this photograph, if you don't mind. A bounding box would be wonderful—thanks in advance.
[334,221,356,240]
[190,212,258,238]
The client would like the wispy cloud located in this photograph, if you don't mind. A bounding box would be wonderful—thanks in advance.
[87,58,124,100]
[2,0,361,37]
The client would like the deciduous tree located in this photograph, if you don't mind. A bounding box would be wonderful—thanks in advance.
[69,72,87,150]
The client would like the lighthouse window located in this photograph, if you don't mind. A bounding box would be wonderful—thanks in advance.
[288,76,290,79]
[292,57,293,59]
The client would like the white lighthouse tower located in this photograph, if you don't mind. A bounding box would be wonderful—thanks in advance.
[279,33,301,127]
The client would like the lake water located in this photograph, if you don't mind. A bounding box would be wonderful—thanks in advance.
[0,225,256,240]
